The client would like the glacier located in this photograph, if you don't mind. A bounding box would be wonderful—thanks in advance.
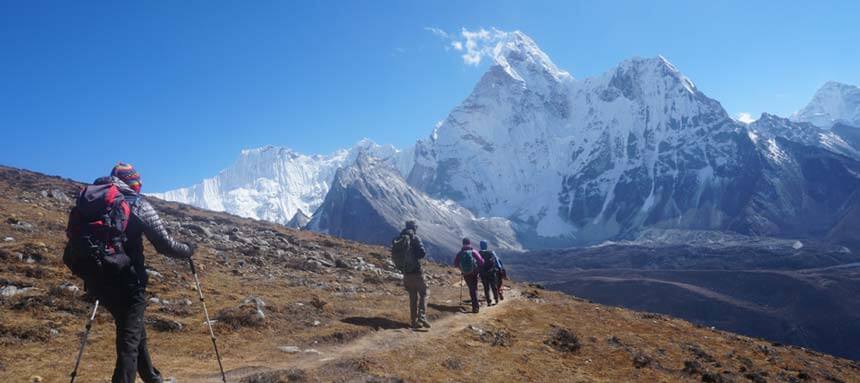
[151,139,413,225]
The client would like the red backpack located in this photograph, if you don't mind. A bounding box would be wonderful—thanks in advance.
[63,182,133,284]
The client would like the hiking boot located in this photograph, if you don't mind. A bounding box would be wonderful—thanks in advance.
[418,318,431,328]
[472,307,480,314]
[411,322,420,331]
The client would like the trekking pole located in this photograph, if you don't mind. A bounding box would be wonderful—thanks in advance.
[70,299,99,383]
[459,281,463,305]
[189,258,227,383]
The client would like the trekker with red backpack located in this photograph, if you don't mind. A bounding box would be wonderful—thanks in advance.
[64,163,194,383]
[452,238,484,313]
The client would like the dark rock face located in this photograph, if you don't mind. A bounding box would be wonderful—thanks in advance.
[733,122,860,244]
[286,210,311,229]
[308,155,521,261]
[833,122,860,151]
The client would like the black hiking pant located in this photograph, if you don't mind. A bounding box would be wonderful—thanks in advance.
[463,273,480,312]
[481,271,500,304]
[101,287,162,383]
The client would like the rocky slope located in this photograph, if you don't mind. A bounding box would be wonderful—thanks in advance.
[750,113,859,159]
[307,154,521,260]
[286,209,311,229]
[4,165,859,382]
[737,115,860,240]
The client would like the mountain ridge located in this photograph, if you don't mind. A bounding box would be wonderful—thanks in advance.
[155,31,860,253]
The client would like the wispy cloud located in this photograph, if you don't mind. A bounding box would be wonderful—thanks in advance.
[426,27,510,66]
[424,27,449,39]
[736,112,757,124]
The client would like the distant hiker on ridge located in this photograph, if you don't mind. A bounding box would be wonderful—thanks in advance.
[453,238,484,313]
[64,163,195,383]
[391,220,430,330]
[478,240,502,306]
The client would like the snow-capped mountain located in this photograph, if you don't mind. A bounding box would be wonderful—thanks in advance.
[307,153,521,259]
[793,81,860,128]
[409,31,860,247]
[409,31,757,246]
[152,139,413,224]
[156,30,860,251]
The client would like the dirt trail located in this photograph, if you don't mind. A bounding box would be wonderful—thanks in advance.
[186,287,521,383]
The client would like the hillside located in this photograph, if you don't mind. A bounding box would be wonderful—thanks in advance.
[1,165,859,383]
[505,231,860,359]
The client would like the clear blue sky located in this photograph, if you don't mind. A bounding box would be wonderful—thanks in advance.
[2,1,858,191]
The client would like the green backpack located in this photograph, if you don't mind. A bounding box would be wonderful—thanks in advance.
[458,249,477,275]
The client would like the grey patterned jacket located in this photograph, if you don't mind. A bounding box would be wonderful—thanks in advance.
[98,177,193,287]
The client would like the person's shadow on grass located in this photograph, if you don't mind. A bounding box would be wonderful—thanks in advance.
[341,317,410,330]
[428,303,467,314]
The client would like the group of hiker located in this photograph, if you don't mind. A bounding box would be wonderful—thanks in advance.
[392,221,507,330]
[62,163,509,382]
[453,237,505,314]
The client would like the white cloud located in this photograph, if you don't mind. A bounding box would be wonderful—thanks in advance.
[424,27,449,39]
[425,26,511,66]
[736,112,757,124]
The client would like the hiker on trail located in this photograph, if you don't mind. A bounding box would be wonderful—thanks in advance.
[391,220,430,330]
[453,238,484,313]
[66,163,194,383]
[478,240,502,306]
[496,249,507,301]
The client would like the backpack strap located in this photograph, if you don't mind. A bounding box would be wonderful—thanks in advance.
[123,194,140,208]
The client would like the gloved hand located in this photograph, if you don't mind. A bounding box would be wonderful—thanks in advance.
[185,242,198,259]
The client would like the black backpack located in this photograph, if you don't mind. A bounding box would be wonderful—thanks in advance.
[480,250,499,274]
[391,232,420,273]
[63,182,134,285]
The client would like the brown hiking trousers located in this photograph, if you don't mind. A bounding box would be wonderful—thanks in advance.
[403,272,428,325]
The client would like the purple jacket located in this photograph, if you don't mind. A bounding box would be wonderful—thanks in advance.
[452,246,484,275]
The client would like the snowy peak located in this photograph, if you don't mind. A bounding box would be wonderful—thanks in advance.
[793,81,860,128]
[154,139,415,225]
[605,56,698,99]
[492,31,573,85]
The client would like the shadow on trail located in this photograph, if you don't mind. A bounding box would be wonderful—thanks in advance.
[341,317,410,330]
[428,303,466,313]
